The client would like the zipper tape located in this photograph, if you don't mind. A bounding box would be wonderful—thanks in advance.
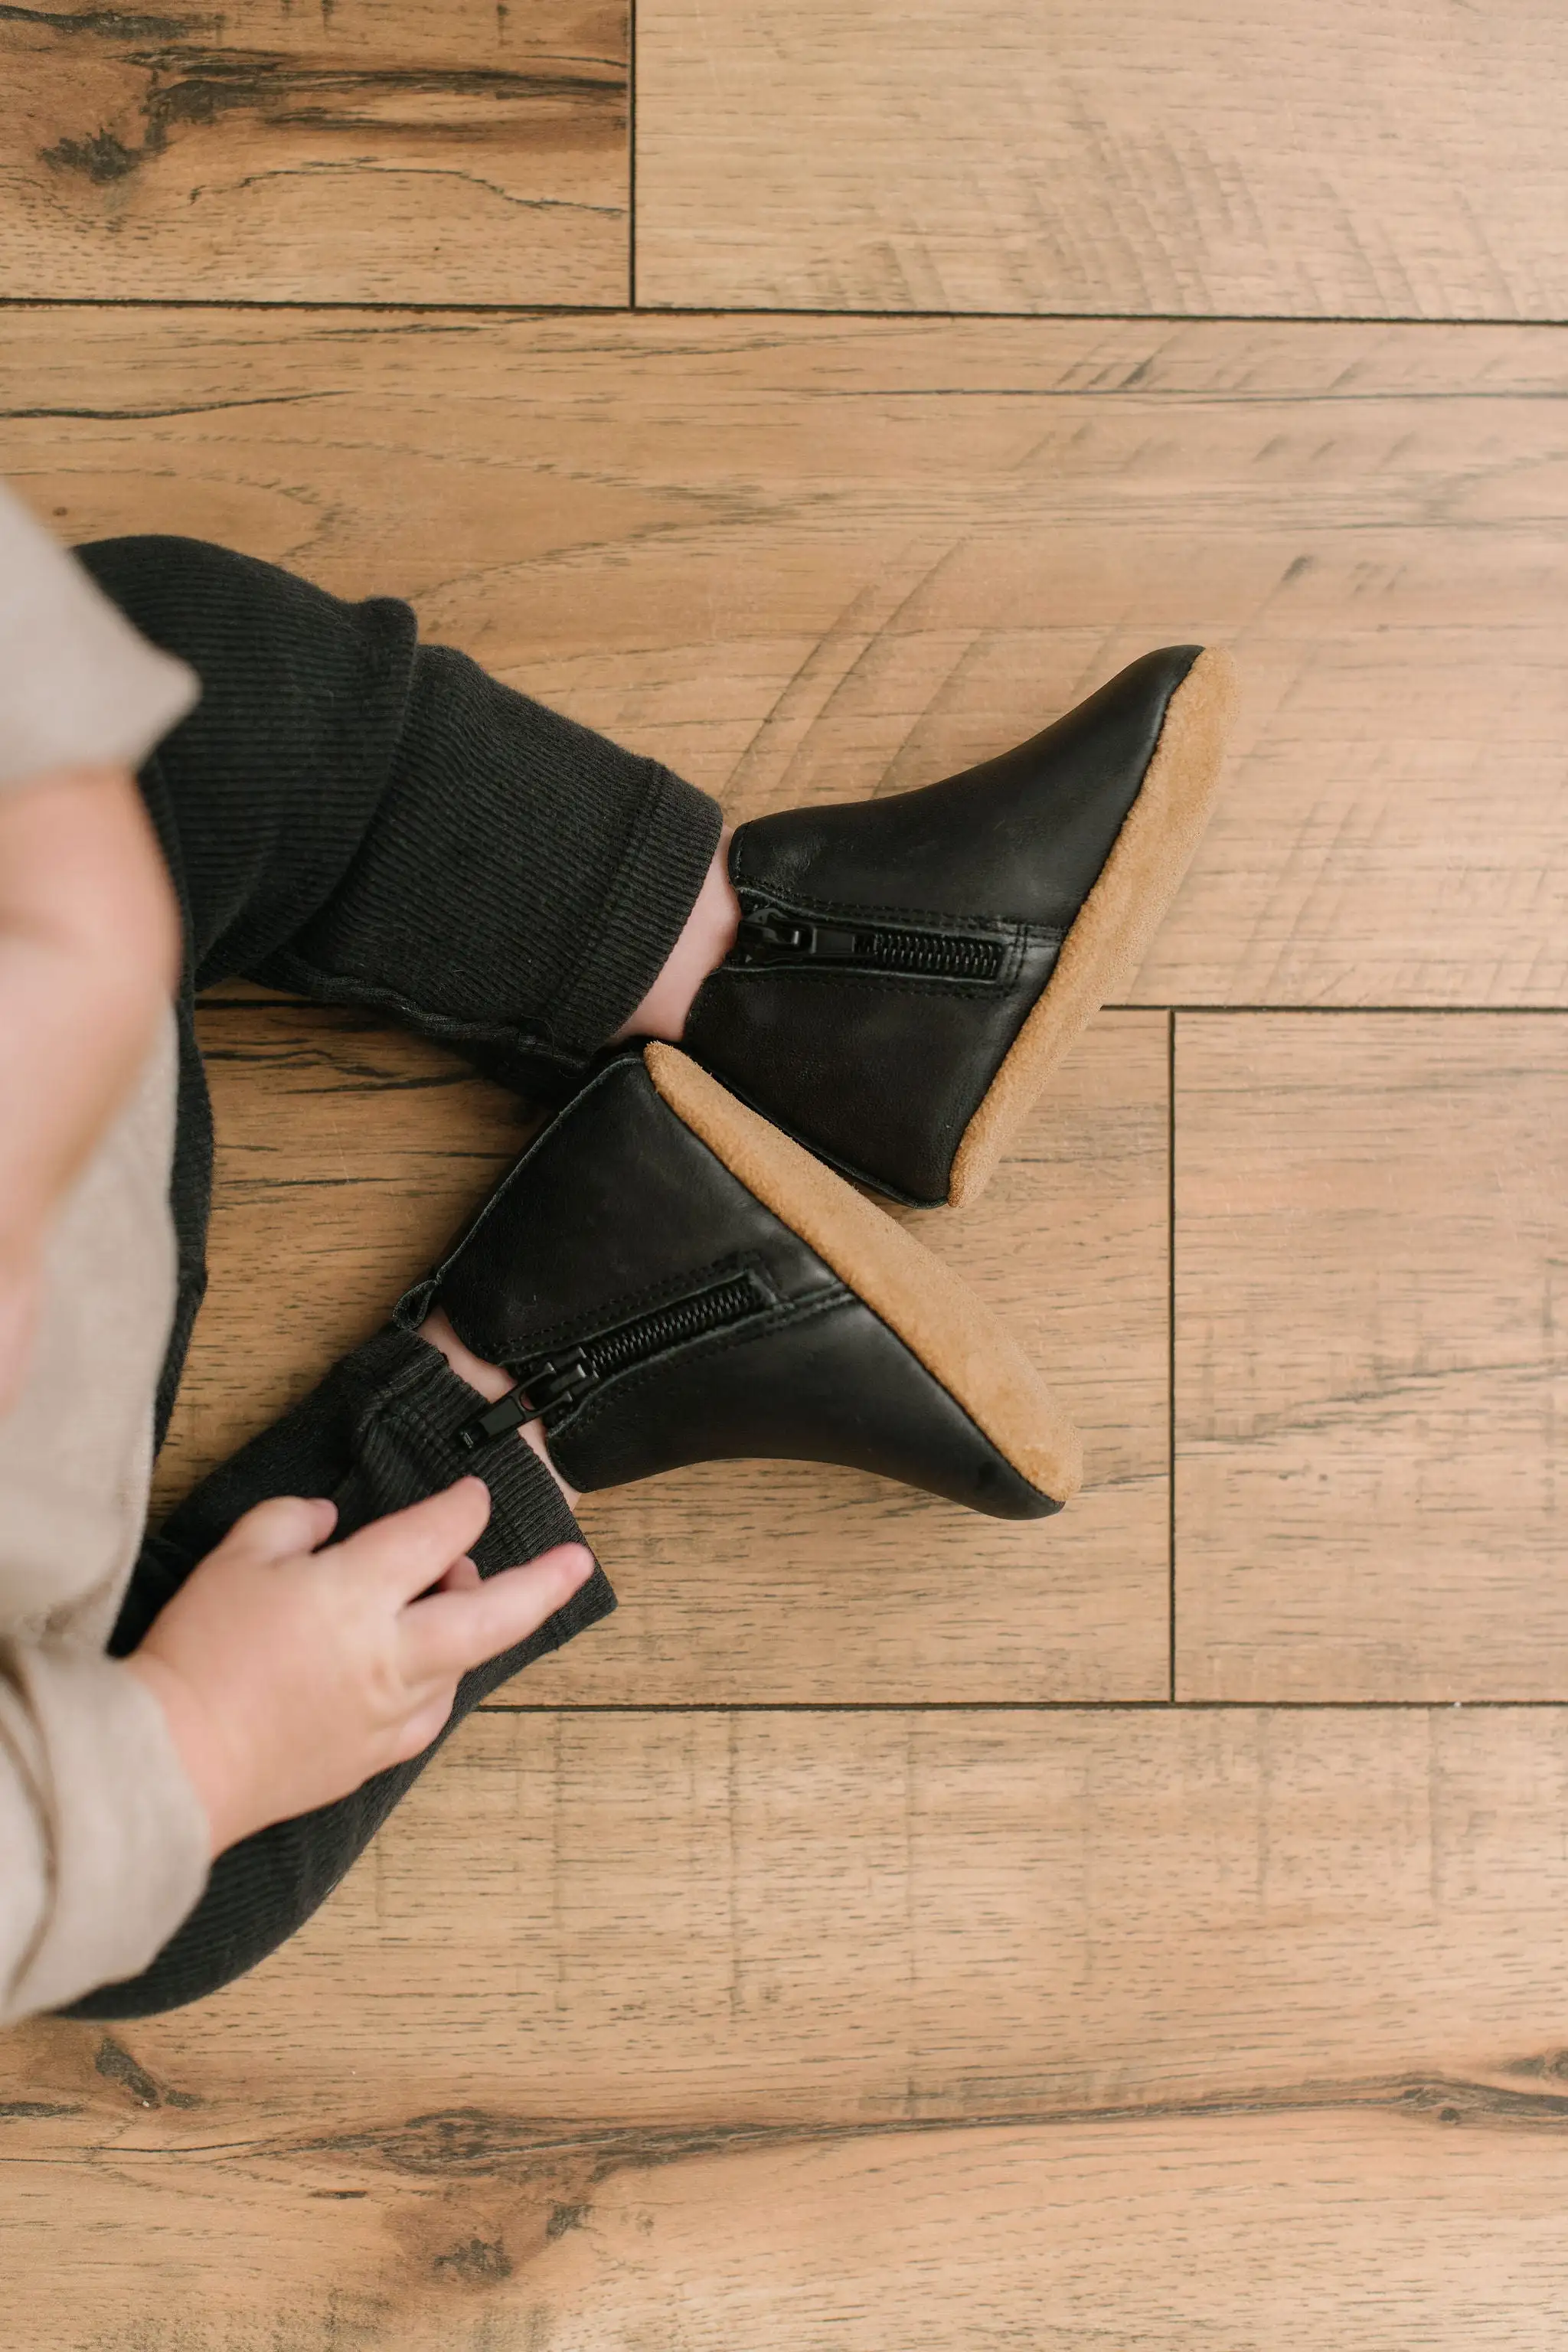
[455,1267,778,1453]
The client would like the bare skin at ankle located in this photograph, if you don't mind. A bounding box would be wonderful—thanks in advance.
[419,1305,580,1508]
[612,828,740,1044]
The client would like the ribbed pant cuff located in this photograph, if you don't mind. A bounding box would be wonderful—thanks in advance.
[547,758,724,1057]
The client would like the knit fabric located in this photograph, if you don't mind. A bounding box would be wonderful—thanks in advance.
[76,535,724,1442]
[54,534,719,2016]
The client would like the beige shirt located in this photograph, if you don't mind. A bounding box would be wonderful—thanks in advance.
[0,482,210,2020]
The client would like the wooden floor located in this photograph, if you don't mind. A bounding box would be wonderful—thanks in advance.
[2,5,1567,2343]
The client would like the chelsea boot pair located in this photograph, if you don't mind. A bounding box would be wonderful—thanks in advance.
[413,645,1236,1528]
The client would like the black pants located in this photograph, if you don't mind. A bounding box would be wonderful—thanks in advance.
[64,537,721,2019]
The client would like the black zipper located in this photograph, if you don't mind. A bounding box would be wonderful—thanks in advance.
[732,897,1008,985]
[456,1270,775,1453]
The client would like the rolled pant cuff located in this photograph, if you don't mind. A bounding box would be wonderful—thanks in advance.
[544,756,724,1059]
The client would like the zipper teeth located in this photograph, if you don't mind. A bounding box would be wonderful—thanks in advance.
[455,1275,773,1454]
[857,926,1004,981]
[736,902,1006,983]
[570,1275,766,1387]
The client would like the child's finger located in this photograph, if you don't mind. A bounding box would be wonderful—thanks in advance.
[332,1477,492,1599]
[399,1544,594,1683]
[220,1494,338,1565]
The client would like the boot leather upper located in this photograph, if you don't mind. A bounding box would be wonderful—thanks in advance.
[684,647,1200,1204]
[405,1056,1063,1519]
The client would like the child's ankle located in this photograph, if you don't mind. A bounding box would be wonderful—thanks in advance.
[418,1306,580,1509]
[612,829,739,1043]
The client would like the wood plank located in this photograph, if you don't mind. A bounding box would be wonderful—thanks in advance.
[159,1001,1169,1702]
[4,2102,1567,2348]
[0,0,626,303]
[1176,1014,1568,1700]
[5,1702,1568,2298]
[152,1004,538,1515]
[638,0,1568,319]
[5,309,1566,1007]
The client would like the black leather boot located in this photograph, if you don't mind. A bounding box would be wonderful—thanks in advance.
[400,1046,1080,1520]
[683,644,1236,1207]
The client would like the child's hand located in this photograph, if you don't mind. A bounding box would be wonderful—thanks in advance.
[125,1480,593,1856]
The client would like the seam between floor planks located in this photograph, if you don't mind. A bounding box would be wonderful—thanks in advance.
[474,1700,1568,1712]
[8,299,1568,324]
[629,0,640,306]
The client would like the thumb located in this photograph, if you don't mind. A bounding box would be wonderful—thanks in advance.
[220,1494,339,1565]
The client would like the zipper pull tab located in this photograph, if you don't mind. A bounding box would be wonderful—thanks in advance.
[734,904,862,962]
[455,1348,593,1453]
[456,1388,534,1453]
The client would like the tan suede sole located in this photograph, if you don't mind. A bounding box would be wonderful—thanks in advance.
[646,1043,1082,1505]
[947,645,1239,1209]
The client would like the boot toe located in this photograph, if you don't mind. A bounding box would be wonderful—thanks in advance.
[686,644,1237,1205]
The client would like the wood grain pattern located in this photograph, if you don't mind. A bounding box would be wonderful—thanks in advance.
[0,0,627,303]
[638,0,1568,319]
[5,1705,1568,2345]
[11,1705,1568,2118]
[5,307,1566,1008]
[150,1004,540,1514]
[161,1001,1169,1702]
[1,15,1560,2338]
[1176,1014,1568,1700]
[5,2105,1568,2348]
